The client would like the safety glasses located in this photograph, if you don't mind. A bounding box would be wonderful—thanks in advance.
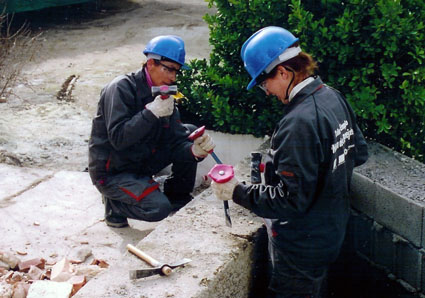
[257,73,269,93]
[258,80,268,93]
[156,60,181,76]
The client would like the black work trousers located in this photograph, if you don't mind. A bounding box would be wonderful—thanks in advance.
[267,236,328,298]
[96,137,198,222]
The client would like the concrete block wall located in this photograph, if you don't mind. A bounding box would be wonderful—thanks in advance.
[351,173,423,248]
[347,145,425,296]
[346,210,424,294]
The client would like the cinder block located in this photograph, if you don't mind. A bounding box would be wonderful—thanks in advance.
[374,185,423,248]
[350,172,377,218]
[421,214,425,249]
[394,235,421,290]
[421,249,425,294]
[350,211,373,260]
[372,222,395,272]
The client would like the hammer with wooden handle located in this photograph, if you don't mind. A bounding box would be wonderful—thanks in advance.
[127,244,191,279]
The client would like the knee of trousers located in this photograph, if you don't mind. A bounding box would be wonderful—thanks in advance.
[150,200,172,222]
[134,195,172,222]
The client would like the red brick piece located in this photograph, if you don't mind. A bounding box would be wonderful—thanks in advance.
[18,258,46,272]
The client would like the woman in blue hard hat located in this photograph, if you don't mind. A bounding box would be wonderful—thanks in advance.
[211,26,369,297]
[89,35,215,228]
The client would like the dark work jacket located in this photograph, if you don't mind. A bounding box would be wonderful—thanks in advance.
[88,68,196,184]
[233,77,368,268]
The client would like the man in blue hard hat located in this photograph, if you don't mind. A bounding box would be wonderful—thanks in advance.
[211,26,369,297]
[88,35,215,228]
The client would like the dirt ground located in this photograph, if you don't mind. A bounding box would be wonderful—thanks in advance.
[0,0,212,172]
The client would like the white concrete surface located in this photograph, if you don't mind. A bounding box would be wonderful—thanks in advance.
[0,166,158,267]
[74,154,264,298]
[0,134,265,296]
[0,0,267,295]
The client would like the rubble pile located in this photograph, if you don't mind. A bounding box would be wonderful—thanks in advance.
[0,249,108,298]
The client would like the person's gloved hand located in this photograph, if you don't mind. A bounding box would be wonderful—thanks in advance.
[211,177,239,201]
[191,134,216,158]
[145,95,174,118]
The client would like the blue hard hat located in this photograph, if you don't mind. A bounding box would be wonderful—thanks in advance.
[143,35,189,69]
[241,26,299,90]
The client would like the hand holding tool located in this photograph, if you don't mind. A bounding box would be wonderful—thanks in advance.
[208,164,234,183]
[209,164,239,201]
[192,134,216,158]
[188,126,232,227]
[146,85,178,118]
[151,85,178,98]
[188,126,220,164]
[145,95,174,118]
[127,244,191,279]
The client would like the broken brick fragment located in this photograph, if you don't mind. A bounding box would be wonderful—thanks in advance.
[27,265,45,280]
[10,271,25,283]
[68,275,86,295]
[18,258,46,273]
[90,259,109,268]
[50,258,73,282]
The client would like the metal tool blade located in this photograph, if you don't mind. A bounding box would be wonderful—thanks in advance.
[129,267,163,279]
[224,201,232,227]
[168,258,192,268]
[211,152,233,227]
[129,258,192,279]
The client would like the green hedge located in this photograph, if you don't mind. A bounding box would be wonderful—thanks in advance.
[177,0,425,162]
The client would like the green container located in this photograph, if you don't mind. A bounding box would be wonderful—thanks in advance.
[0,0,95,13]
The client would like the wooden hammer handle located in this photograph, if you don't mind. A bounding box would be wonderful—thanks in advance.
[126,244,172,276]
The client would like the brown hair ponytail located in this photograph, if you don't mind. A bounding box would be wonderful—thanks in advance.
[282,51,318,78]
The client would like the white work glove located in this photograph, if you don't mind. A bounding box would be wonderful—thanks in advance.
[211,177,239,201]
[145,95,174,118]
[191,134,216,158]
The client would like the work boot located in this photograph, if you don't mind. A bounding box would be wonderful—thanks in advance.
[102,196,129,228]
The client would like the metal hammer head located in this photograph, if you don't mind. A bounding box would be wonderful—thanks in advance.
[129,258,192,279]
[151,85,178,98]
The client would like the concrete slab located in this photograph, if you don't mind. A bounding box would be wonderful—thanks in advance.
[0,164,53,201]
[74,157,264,298]
[0,168,158,267]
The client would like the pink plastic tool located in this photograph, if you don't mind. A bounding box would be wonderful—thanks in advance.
[208,164,234,183]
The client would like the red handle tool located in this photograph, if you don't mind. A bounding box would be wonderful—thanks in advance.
[188,126,232,227]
